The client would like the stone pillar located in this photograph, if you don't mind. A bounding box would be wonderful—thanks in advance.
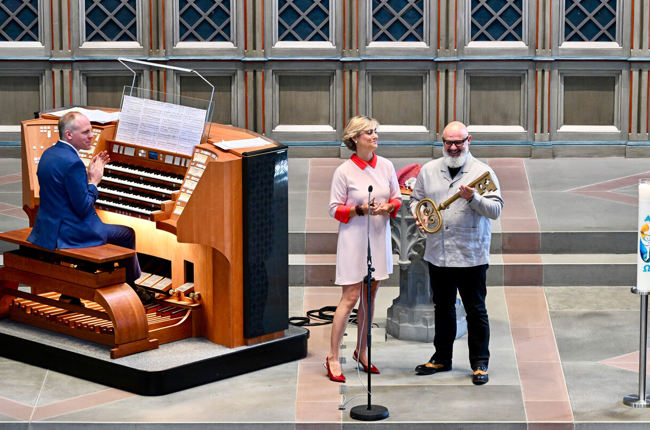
[386,196,467,342]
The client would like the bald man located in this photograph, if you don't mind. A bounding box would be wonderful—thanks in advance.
[409,121,503,385]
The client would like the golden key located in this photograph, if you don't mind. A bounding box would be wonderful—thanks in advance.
[415,171,497,234]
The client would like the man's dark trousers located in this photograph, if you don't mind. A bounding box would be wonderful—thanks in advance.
[103,224,141,284]
[428,263,490,369]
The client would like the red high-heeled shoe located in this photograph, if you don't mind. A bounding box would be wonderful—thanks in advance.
[325,357,346,383]
[353,350,380,374]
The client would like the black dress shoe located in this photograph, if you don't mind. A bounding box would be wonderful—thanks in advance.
[472,365,489,385]
[129,284,155,304]
[415,360,451,375]
[135,286,155,304]
[59,294,84,307]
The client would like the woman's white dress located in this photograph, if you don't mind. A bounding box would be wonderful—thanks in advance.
[328,154,402,285]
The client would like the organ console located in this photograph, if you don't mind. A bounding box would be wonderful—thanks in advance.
[1,108,290,358]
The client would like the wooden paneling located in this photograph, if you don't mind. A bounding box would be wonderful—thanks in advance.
[0,76,40,125]
[564,76,616,126]
[470,75,522,126]
[3,1,650,145]
[86,76,139,108]
[372,74,424,126]
[278,75,331,125]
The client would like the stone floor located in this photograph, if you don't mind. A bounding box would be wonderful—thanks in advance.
[1,154,650,429]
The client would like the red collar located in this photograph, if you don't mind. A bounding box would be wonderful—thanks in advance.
[351,153,377,169]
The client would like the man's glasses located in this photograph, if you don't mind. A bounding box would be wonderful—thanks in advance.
[443,136,468,147]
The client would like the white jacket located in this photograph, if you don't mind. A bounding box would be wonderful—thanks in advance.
[409,153,503,267]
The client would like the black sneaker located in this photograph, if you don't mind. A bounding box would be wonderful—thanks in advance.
[472,365,489,385]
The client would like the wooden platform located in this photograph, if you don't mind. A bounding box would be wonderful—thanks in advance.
[0,318,308,396]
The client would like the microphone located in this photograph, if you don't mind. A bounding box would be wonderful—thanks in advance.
[353,184,387,421]
[368,185,374,211]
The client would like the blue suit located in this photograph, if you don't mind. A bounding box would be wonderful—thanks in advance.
[28,141,141,283]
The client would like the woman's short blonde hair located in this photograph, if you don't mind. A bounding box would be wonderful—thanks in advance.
[342,116,379,151]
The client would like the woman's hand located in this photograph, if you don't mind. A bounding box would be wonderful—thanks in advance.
[369,202,394,216]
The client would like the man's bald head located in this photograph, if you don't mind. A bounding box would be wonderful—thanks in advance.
[442,121,469,141]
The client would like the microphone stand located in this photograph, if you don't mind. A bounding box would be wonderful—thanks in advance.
[350,185,389,421]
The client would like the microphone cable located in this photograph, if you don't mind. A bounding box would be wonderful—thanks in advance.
[289,306,359,327]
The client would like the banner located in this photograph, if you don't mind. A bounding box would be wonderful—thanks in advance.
[637,179,650,292]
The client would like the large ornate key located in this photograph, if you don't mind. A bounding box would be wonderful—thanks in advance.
[415,171,497,234]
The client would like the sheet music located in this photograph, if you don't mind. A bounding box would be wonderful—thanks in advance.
[212,137,269,150]
[179,105,206,154]
[114,95,207,155]
[47,107,120,123]
[114,96,144,144]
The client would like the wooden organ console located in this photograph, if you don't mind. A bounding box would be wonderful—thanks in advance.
[0,112,289,358]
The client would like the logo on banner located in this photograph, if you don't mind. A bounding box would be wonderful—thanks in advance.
[640,216,650,263]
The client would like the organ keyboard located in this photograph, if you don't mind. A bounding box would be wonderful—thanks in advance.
[2,109,290,357]
[105,162,185,184]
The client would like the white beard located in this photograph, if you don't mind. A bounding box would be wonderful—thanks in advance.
[442,145,469,168]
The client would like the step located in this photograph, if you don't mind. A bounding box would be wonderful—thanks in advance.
[289,253,636,287]
[289,231,637,255]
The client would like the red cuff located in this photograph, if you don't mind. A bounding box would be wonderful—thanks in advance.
[389,199,402,218]
[334,205,353,223]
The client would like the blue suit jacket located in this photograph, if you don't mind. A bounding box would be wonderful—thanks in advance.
[27,141,106,249]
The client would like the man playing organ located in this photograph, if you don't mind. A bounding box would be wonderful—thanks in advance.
[0,93,293,363]
[27,112,151,304]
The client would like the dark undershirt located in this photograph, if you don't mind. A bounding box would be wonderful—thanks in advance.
[448,166,461,178]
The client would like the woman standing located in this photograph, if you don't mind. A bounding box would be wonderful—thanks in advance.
[326,116,402,382]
